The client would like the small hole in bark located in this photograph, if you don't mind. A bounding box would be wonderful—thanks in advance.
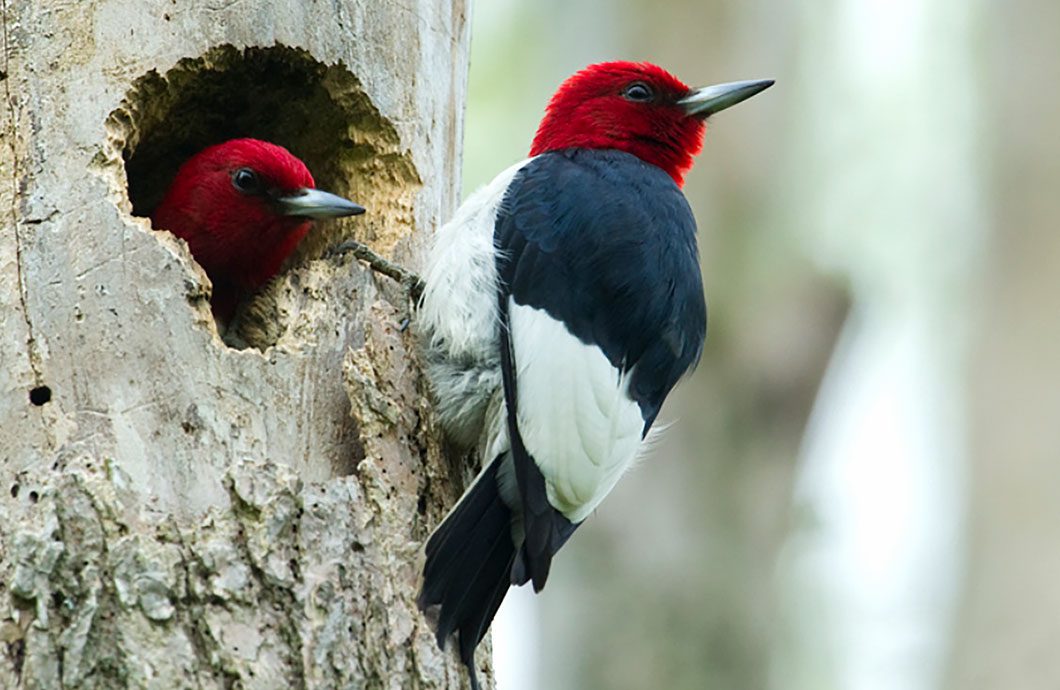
[29,386,51,406]
[28,491,39,504]
[105,43,420,351]
[10,484,18,498]
[351,542,364,553]
[416,494,427,516]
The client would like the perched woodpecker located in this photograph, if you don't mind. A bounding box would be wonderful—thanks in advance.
[152,138,365,320]
[417,62,773,687]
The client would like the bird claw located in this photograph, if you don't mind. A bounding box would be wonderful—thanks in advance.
[330,239,423,326]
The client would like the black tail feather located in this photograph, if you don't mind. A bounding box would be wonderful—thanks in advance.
[434,496,511,643]
[462,560,512,659]
[420,463,503,608]
[419,454,515,689]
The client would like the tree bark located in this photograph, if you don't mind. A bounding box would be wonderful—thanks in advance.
[0,1,473,687]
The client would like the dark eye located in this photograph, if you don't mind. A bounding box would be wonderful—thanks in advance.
[232,167,262,194]
[622,82,654,102]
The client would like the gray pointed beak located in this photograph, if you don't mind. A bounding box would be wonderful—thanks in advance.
[278,188,366,219]
[678,79,774,118]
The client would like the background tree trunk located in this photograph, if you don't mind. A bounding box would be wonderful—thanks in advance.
[946,1,1060,687]
[0,1,473,688]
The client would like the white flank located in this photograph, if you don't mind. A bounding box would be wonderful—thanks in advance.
[418,158,533,445]
[509,302,644,523]
[419,158,533,360]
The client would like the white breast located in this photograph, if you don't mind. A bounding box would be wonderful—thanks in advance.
[418,159,533,446]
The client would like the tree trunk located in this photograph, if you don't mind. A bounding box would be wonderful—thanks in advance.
[0,1,473,687]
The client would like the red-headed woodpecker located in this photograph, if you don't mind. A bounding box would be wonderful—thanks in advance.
[152,138,365,320]
[417,62,773,687]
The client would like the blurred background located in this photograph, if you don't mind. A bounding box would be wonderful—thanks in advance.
[460,1,1060,689]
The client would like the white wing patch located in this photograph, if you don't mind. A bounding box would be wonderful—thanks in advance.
[509,302,644,523]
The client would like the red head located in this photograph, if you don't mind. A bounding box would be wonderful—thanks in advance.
[530,62,773,186]
[152,138,364,318]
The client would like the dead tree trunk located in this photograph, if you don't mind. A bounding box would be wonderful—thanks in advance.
[0,1,475,687]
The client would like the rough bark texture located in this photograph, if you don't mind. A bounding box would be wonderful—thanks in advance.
[0,1,476,687]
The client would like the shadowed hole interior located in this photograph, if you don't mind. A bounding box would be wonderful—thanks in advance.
[29,386,51,406]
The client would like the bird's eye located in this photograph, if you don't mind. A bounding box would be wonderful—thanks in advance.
[622,82,654,102]
[231,168,262,194]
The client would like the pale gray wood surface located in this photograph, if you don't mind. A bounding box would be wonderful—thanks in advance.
[0,1,476,686]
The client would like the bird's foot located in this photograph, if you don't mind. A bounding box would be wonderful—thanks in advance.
[330,240,423,328]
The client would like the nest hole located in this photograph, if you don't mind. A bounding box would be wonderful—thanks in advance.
[106,44,420,348]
